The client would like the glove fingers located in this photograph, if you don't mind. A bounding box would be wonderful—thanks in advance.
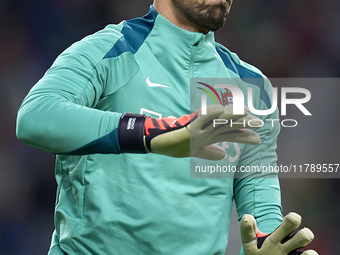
[193,144,226,160]
[192,105,226,129]
[212,129,260,145]
[231,115,262,130]
[282,228,314,253]
[211,115,262,133]
[270,212,302,243]
[240,214,257,243]
[301,250,319,255]
[192,105,248,130]
[213,105,249,120]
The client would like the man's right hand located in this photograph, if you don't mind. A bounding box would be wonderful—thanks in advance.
[118,105,262,160]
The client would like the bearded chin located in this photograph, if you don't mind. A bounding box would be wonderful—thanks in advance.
[191,9,228,32]
[203,3,229,31]
[179,2,228,32]
[209,13,227,31]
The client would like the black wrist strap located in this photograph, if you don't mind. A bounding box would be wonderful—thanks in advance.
[118,113,149,153]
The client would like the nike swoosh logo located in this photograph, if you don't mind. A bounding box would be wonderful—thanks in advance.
[146,77,172,88]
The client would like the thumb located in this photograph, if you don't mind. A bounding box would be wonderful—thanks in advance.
[240,214,257,243]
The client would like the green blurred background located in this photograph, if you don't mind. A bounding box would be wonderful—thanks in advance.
[1,0,339,254]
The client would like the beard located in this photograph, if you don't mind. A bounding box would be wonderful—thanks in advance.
[171,0,230,32]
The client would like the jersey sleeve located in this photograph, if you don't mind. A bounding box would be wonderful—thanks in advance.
[233,78,283,253]
[16,25,126,154]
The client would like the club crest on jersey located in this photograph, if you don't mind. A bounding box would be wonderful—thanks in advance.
[220,88,233,106]
[196,82,233,106]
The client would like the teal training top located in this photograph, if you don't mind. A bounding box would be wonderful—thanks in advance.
[17,6,282,255]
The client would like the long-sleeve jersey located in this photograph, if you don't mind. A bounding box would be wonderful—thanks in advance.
[16,6,282,255]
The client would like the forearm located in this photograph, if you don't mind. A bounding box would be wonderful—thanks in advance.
[234,177,282,233]
[16,91,122,154]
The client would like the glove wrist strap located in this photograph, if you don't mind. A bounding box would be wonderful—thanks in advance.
[118,113,149,153]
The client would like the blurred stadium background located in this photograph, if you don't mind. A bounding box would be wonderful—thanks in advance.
[1,0,339,254]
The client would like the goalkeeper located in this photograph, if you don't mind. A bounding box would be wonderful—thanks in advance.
[16,0,318,254]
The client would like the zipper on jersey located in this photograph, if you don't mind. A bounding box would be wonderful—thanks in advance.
[189,42,198,78]
[189,41,199,112]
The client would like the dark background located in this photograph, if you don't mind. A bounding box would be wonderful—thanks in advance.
[1,0,339,254]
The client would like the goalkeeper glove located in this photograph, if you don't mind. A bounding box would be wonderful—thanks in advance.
[118,105,261,160]
[240,212,318,255]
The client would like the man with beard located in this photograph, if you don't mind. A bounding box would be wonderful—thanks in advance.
[17,0,318,254]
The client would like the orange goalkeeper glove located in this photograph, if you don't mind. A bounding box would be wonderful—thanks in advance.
[118,105,261,160]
